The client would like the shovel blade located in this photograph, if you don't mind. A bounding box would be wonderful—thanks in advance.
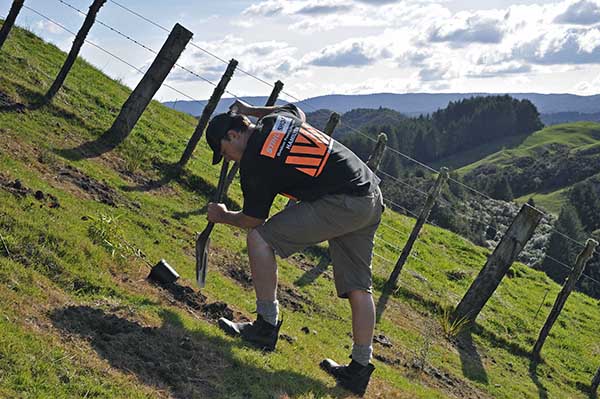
[195,233,210,288]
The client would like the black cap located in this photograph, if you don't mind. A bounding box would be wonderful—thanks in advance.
[206,112,233,165]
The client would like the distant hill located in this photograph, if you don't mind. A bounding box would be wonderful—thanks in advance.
[164,92,600,117]
[541,111,600,125]
[163,96,287,116]
[457,122,600,214]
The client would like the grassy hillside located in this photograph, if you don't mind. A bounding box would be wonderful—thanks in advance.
[1,25,600,398]
[456,122,600,214]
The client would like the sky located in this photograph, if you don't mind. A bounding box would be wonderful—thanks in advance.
[4,0,600,102]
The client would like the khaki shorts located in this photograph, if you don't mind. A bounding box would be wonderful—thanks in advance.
[255,187,383,298]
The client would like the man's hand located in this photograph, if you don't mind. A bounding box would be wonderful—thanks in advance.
[229,99,252,116]
[207,202,265,228]
[207,202,228,224]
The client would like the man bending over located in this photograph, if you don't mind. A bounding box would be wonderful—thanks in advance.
[206,100,383,396]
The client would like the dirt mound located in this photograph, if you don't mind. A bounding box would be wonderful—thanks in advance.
[151,280,245,322]
[51,305,223,398]
[0,90,25,112]
[0,175,60,208]
[57,165,121,207]
[224,263,252,289]
[279,285,314,313]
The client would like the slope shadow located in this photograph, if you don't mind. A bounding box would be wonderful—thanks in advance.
[294,245,331,287]
[0,83,92,130]
[55,127,128,161]
[294,256,330,287]
[50,305,346,399]
[373,276,442,324]
[528,360,549,399]
[456,329,489,385]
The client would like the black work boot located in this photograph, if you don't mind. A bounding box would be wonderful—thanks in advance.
[320,358,375,396]
[218,315,282,351]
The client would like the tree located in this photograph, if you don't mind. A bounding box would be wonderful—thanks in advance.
[491,175,514,201]
[569,180,600,232]
[542,204,587,284]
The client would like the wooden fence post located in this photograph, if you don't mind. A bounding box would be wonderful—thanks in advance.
[324,112,340,137]
[108,23,192,141]
[592,366,600,395]
[44,0,107,102]
[453,204,544,323]
[0,0,24,51]
[222,80,284,194]
[265,80,284,107]
[383,167,449,292]
[177,58,237,169]
[366,133,387,171]
[531,238,598,359]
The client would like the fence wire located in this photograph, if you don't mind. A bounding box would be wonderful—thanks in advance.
[19,3,600,292]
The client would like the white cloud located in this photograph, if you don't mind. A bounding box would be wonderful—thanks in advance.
[241,0,451,32]
[243,0,286,17]
[467,61,532,78]
[304,39,393,67]
[428,12,506,45]
[575,71,600,93]
[35,20,63,35]
[419,60,459,81]
[555,0,600,25]
[512,27,600,64]
[168,35,303,83]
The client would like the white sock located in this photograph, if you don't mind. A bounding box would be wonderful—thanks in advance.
[256,299,279,326]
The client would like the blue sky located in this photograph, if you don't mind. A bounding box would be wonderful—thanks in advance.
[3,0,600,101]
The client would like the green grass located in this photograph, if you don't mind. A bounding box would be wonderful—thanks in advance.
[455,122,600,213]
[0,24,599,398]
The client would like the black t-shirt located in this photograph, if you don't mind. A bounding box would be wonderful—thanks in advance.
[240,104,380,219]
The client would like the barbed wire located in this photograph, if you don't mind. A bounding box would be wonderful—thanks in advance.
[374,234,404,254]
[98,0,589,251]
[54,0,246,100]
[23,5,202,105]
[22,3,600,291]
[544,253,600,286]
[376,169,429,197]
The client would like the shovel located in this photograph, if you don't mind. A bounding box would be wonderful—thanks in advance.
[196,159,230,287]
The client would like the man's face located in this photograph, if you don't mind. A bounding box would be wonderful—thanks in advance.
[219,130,244,162]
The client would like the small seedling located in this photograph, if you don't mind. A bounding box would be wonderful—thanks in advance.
[438,308,470,339]
[121,141,146,174]
[87,213,138,259]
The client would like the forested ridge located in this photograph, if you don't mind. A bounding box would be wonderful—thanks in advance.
[308,96,600,299]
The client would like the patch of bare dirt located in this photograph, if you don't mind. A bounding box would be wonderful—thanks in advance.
[0,90,25,112]
[50,305,225,398]
[0,175,61,208]
[419,364,492,399]
[150,279,249,323]
[373,345,492,399]
[211,249,253,289]
[278,285,314,313]
[56,165,122,207]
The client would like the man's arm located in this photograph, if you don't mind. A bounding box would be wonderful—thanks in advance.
[231,99,306,121]
[207,203,265,229]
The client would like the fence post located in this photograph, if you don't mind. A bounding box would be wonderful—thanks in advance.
[383,167,449,293]
[453,204,544,323]
[0,0,24,51]
[592,366,600,395]
[44,0,107,102]
[108,23,192,141]
[323,112,340,137]
[265,80,284,107]
[223,80,284,194]
[531,238,598,359]
[177,58,237,170]
[366,133,387,171]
